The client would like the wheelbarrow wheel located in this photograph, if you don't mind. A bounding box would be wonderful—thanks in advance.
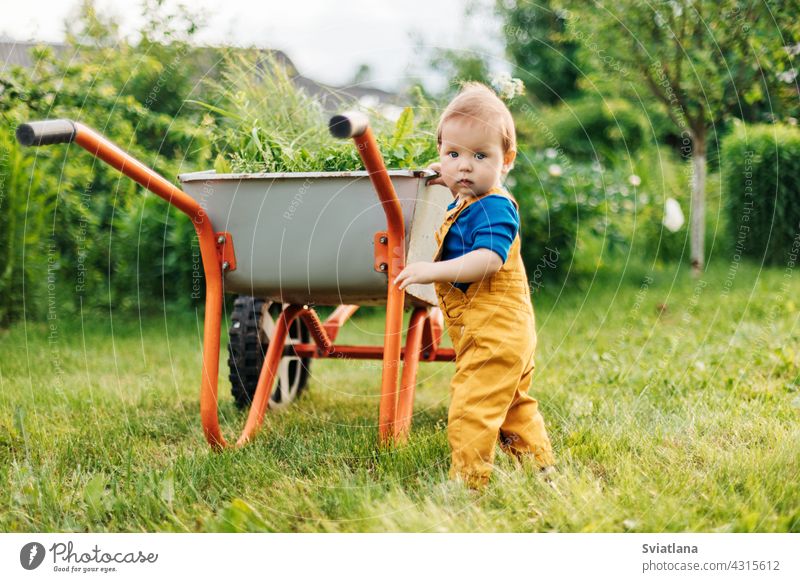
[227,296,311,410]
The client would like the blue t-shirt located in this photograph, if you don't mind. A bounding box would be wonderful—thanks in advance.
[439,194,520,292]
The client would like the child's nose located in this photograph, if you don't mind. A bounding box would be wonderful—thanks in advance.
[458,157,472,171]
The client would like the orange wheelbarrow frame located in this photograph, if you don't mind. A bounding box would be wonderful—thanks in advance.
[16,115,455,449]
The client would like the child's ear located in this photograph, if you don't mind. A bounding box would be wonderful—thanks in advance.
[503,150,517,172]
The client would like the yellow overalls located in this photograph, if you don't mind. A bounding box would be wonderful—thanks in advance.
[433,186,555,488]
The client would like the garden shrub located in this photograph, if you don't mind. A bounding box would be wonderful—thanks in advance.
[0,15,214,325]
[616,147,726,267]
[518,96,648,161]
[722,122,800,264]
[510,148,631,286]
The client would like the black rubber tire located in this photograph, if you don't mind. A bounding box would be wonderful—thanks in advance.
[227,296,311,410]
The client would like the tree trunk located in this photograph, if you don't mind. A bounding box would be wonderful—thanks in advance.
[690,130,706,276]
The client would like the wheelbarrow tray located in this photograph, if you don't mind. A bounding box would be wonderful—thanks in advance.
[178,169,451,307]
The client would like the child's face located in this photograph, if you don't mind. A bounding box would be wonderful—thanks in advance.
[438,116,515,199]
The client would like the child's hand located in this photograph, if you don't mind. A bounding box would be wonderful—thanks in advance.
[425,162,447,188]
[393,262,439,290]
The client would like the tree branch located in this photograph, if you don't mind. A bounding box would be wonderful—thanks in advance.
[640,62,687,131]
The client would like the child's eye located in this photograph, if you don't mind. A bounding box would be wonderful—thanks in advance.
[474,153,487,160]
[447,151,458,158]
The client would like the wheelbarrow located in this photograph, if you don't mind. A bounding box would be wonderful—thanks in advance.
[16,113,456,449]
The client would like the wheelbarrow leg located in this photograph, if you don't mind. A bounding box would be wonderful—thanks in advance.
[236,304,335,446]
[198,242,226,449]
[393,307,429,441]
[378,273,405,444]
[237,304,305,446]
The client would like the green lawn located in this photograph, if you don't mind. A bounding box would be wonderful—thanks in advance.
[1,260,799,532]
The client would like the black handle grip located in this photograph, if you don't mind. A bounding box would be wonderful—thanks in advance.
[16,120,77,147]
[329,111,369,139]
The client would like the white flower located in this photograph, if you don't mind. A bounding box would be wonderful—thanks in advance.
[592,161,603,173]
[628,174,642,187]
[784,43,800,57]
[788,117,798,126]
[548,164,563,177]
[545,147,558,159]
[663,197,685,232]
[555,8,570,20]
[358,94,380,110]
[623,519,639,531]
[379,105,404,122]
[778,69,798,84]
[490,71,525,100]
[492,71,512,84]
[695,361,706,372]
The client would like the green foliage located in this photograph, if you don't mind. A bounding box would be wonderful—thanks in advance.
[194,52,440,173]
[722,122,800,264]
[0,129,59,324]
[0,1,214,325]
[520,96,648,160]
[621,147,724,265]
[624,149,691,264]
[554,0,799,270]
[428,49,493,97]
[511,149,631,283]
[561,0,797,137]
[496,0,582,104]
[510,143,728,276]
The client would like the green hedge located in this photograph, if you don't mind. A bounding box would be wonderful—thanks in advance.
[0,22,215,326]
[722,123,800,264]
[510,148,634,287]
[518,97,648,160]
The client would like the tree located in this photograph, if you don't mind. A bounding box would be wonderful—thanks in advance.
[560,0,798,274]
[496,0,583,104]
[429,48,493,94]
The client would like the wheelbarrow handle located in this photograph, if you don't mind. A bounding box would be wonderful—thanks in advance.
[328,111,369,138]
[328,110,404,270]
[329,109,408,444]
[15,118,232,450]
[16,119,77,146]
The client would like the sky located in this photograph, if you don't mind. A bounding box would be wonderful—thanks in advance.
[0,0,509,92]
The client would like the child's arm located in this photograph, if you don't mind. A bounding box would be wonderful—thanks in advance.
[394,250,502,291]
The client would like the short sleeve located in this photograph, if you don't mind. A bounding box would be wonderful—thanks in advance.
[469,196,519,264]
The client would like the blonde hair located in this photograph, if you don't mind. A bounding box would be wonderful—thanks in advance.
[436,82,517,155]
